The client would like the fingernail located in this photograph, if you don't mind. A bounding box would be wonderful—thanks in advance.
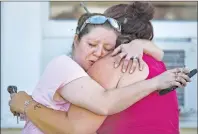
[122,69,126,73]
[114,64,118,68]
[130,70,133,74]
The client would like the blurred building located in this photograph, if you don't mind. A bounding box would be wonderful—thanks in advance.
[50,2,197,21]
[1,2,197,134]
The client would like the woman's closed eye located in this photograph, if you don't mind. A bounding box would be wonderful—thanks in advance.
[104,43,115,52]
[104,45,114,52]
[88,42,114,52]
[88,43,97,47]
[104,48,113,52]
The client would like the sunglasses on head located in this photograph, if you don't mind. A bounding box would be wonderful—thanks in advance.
[76,15,121,34]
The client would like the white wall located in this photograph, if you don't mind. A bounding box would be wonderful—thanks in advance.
[1,2,42,128]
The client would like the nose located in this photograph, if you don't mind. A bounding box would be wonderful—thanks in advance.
[93,46,103,57]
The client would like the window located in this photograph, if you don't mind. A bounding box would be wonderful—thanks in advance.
[154,37,197,128]
[49,2,197,20]
[163,50,185,107]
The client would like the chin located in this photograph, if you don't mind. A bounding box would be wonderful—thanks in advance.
[80,63,90,72]
[84,65,91,72]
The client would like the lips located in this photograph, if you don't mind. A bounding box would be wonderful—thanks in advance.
[89,60,95,65]
[90,60,95,64]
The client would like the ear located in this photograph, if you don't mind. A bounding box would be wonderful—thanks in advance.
[73,35,80,48]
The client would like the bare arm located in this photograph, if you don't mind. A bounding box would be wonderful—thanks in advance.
[132,39,164,61]
[25,101,103,134]
[24,57,149,134]
[59,73,157,116]
[23,57,149,134]
[11,58,188,134]
[60,54,188,116]
[25,101,74,134]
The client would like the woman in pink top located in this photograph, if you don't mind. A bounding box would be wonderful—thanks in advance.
[9,3,191,134]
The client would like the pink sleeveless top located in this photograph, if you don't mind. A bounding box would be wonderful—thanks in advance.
[97,54,179,134]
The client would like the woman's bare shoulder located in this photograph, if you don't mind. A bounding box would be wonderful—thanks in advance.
[118,61,149,88]
[87,55,121,89]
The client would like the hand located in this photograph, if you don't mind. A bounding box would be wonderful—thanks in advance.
[9,91,32,114]
[111,39,145,74]
[152,67,191,90]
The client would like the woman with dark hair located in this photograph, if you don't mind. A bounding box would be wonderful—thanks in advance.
[97,2,181,134]
[9,2,188,134]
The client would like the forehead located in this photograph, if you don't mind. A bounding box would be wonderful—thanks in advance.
[83,26,118,45]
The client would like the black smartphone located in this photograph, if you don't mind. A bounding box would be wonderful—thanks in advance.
[159,69,197,95]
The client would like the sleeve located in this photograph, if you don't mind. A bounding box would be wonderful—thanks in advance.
[32,55,88,102]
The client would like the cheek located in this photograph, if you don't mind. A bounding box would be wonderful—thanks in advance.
[102,50,110,56]
[78,42,94,57]
[112,37,117,47]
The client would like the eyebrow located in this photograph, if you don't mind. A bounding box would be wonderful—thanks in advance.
[87,38,115,48]
[87,38,99,43]
[87,40,98,45]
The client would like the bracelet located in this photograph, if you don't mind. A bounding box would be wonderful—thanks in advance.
[24,99,34,115]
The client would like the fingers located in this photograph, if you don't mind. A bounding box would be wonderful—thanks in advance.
[128,54,143,74]
[169,67,190,74]
[9,100,16,116]
[122,54,144,73]
[114,52,127,68]
[172,72,191,87]
[138,54,144,71]
[111,45,121,56]
[181,67,190,74]
[178,73,191,82]
[114,53,143,73]
[129,58,138,74]
[171,81,183,88]
[175,76,187,87]
[122,55,131,73]
[10,108,17,116]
